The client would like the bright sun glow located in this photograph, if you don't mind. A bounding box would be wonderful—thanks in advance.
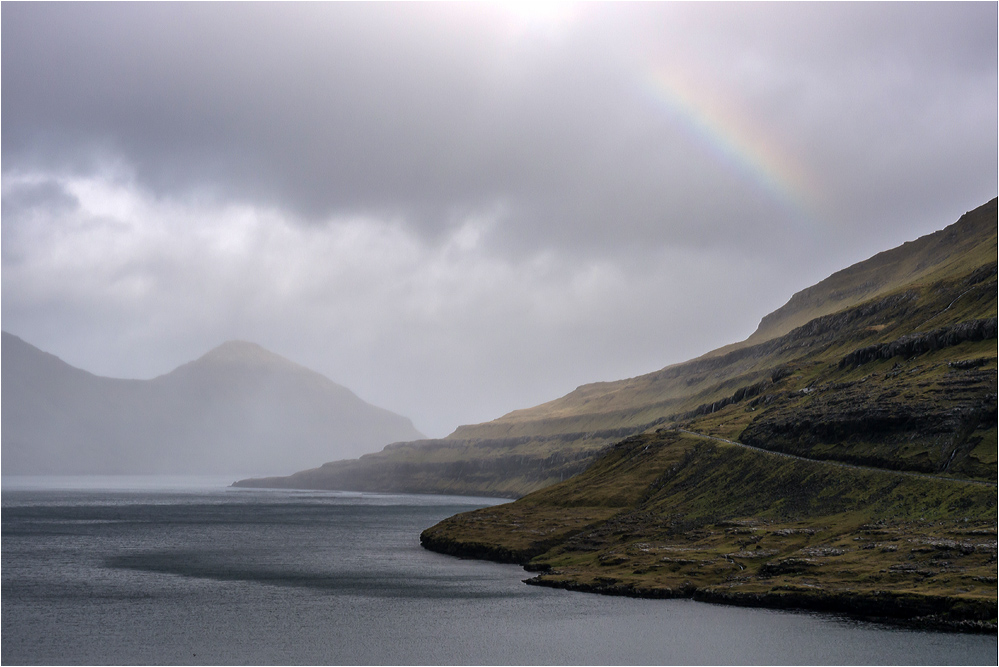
[490,1,581,38]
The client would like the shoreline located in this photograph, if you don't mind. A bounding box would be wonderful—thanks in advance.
[420,532,998,634]
[523,575,998,635]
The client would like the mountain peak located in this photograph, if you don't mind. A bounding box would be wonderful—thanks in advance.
[202,339,273,360]
[3,334,425,475]
[195,340,298,370]
[155,339,316,383]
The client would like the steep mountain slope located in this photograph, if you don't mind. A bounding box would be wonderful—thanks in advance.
[746,198,997,343]
[2,336,424,475]
[454,199,997,436]
[238,198,997,496]
[418,198,997,629]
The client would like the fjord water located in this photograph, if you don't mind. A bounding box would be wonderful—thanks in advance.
[2,479,994,666]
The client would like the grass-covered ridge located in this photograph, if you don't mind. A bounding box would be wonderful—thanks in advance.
[746,196,998,343]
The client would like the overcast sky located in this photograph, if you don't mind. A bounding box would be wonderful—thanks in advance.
[3,3,996,438]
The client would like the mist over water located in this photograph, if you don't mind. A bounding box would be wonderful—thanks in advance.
[3,479,995,665]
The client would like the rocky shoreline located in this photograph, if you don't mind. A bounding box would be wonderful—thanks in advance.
[420,528,561,565]
[521,575,998,634]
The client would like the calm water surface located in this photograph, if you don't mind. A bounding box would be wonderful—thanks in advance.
[2,477,995,665]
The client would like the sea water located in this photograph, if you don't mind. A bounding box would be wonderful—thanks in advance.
[2,477,995,665]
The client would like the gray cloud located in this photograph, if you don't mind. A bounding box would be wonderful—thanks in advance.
[2,3,996,438]
[6,4,993,248]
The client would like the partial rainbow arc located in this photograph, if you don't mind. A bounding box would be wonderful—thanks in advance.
[640,67,821,218]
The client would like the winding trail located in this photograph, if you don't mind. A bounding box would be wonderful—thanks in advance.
[674,428,997,488]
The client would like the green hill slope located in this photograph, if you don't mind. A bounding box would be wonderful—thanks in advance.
[421,429,996,630]
[746,198,997,343]
[237,198,997,497]
[418,197,997,629]
[451,198,997,438]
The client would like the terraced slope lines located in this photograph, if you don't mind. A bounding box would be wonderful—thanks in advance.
[238,198,997,498]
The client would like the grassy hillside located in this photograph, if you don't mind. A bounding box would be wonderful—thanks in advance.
[422,430,996,630]
[746,198,997,343]
[418,199,997,629]
[454,199,997,436]
[237,198,997,497]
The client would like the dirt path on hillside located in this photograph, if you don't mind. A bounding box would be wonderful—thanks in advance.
[675,429,997,488]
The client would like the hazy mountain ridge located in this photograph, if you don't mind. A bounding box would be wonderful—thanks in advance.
[2,336,424,476]
[238,198,997,497]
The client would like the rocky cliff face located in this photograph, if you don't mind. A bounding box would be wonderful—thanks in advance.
[738,363,996,478]
[839,317,997,368]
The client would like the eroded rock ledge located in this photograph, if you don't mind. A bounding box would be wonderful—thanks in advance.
[419,531,538,565]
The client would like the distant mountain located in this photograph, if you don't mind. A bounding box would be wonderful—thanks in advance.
[2,337,424,476]
[237,198,997,497]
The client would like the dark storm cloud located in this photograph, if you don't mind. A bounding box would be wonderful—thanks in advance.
[3,3,628,234]
[1,179,79,219]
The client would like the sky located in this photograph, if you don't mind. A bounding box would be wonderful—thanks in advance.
[3,2,997,439]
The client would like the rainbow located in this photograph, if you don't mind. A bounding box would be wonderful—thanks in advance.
[640,66,822,219]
